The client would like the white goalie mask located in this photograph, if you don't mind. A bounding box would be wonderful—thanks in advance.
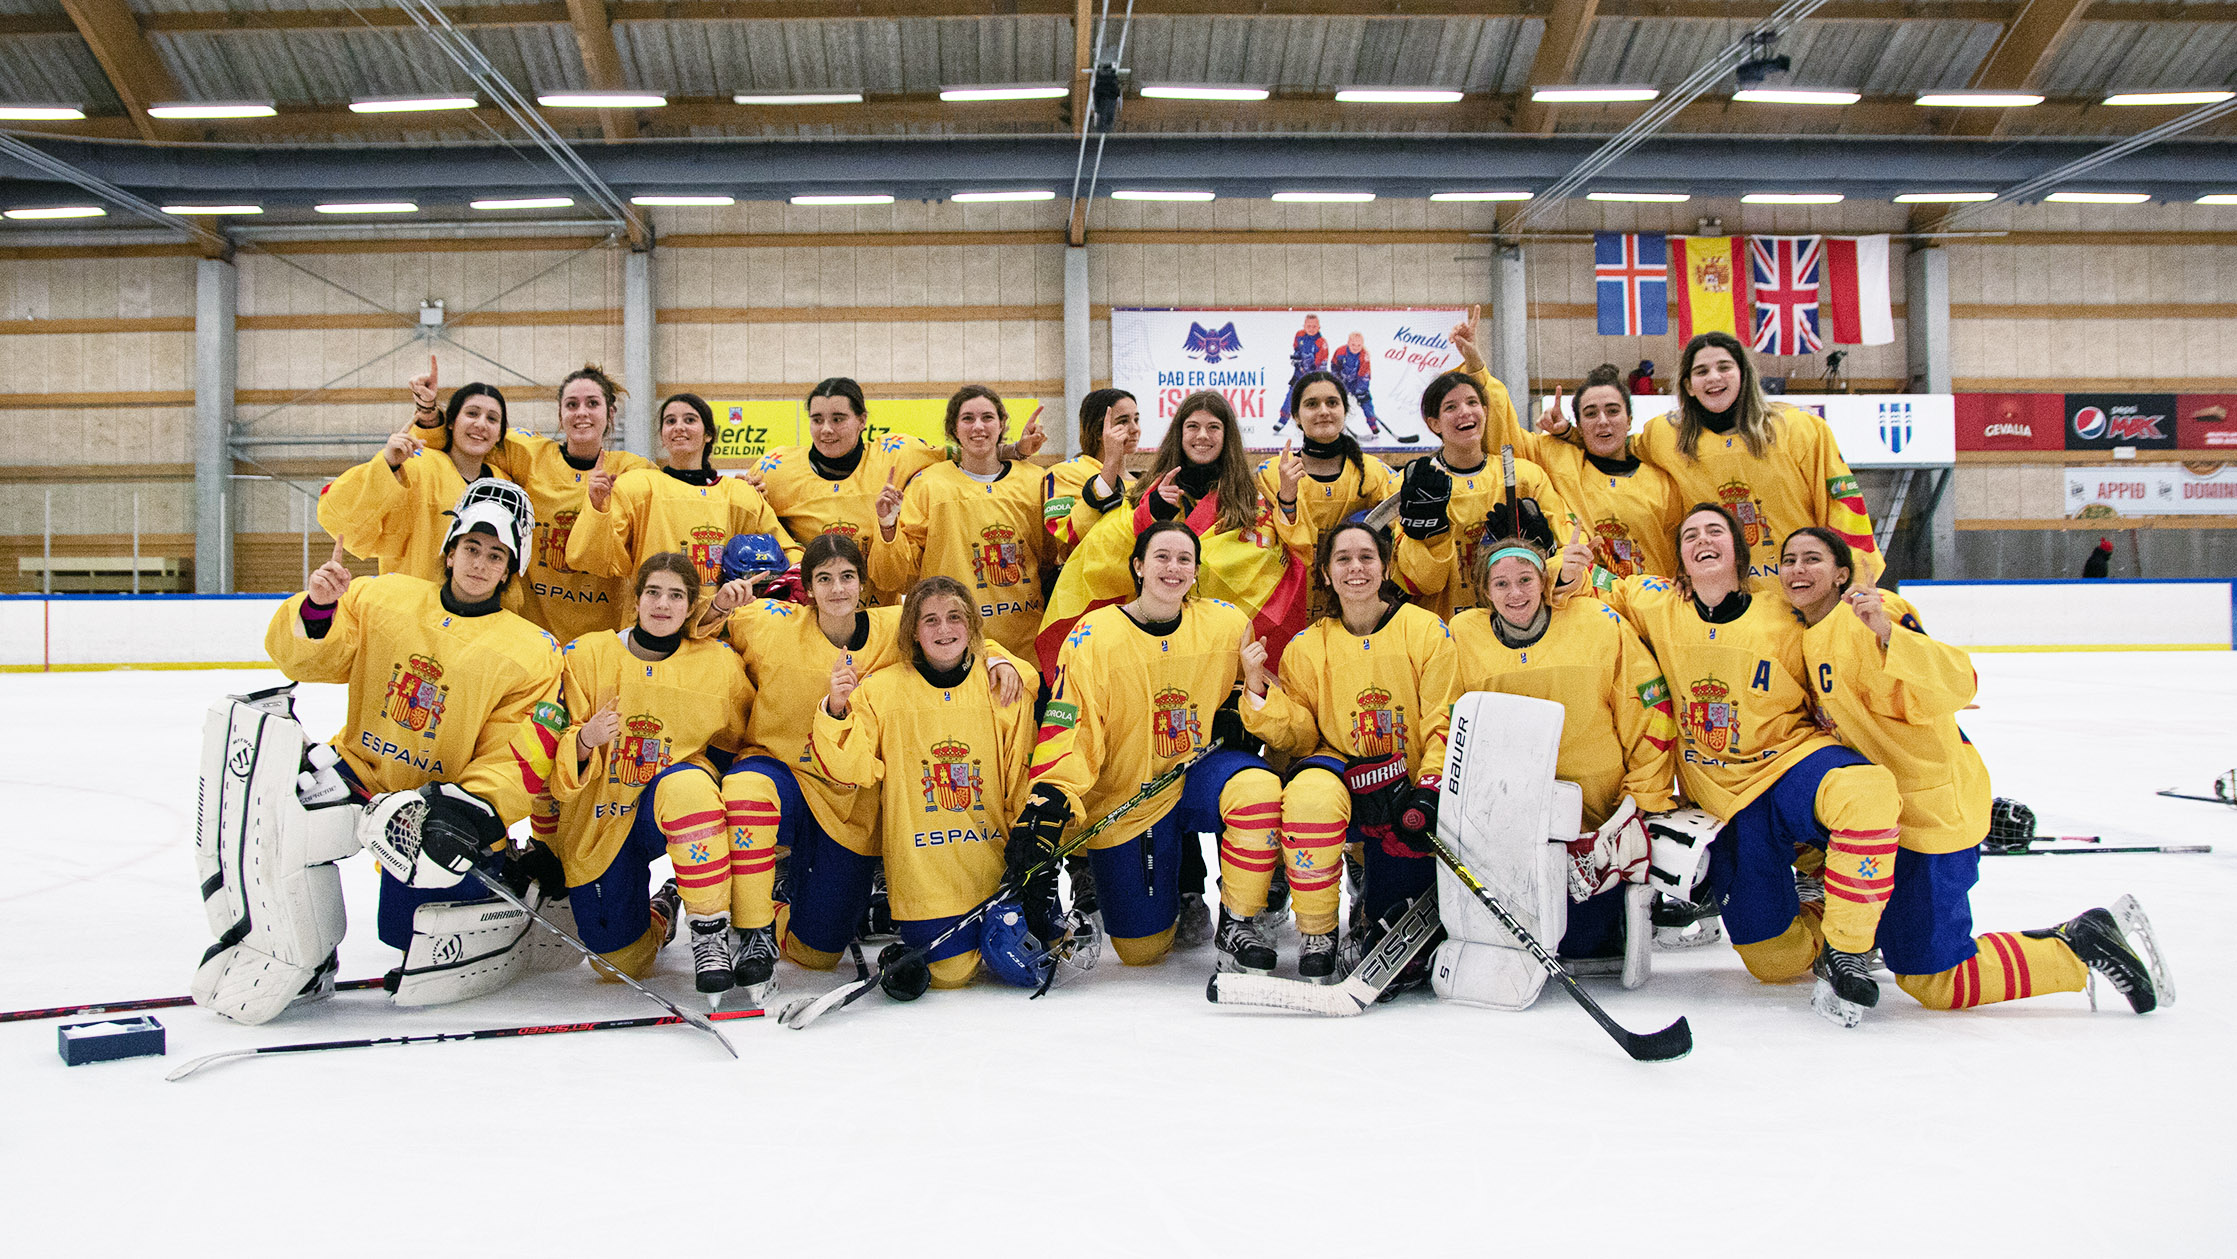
[442,478,534,575]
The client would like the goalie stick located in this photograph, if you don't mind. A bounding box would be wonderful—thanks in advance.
[167,1009,765,1081]
[3,978,385,1025]
[2155,790,2234,807]
[1424,829,1691,1063]
[1986,841,2210,857]
[777,740,1224,1030]
[1205,890,1440,1015]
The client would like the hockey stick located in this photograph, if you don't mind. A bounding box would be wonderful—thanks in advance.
[1424,830,1691,1062]
[166,1009,764,1082]
[461,867,739,1058]
[2,978,387,1025]
[1206,889,1442,1016]
[778,740,1225,1030]
[1986,843,2210,857]
[2155,790,2235,807]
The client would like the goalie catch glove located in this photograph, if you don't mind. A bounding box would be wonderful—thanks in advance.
[1396,458,1452,541]
[1006,785,1072,941]
[420,783,507,875]
[1485,495,1558,553]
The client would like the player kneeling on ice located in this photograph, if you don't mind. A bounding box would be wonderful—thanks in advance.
[546,552,760,1004]
[1421,530,1712,1001]
[1017,521,1283,972]
[1776,527,2170,1022]
[801,577,1047,993]
[196,480,567,1025]
[1238,521,1456,982]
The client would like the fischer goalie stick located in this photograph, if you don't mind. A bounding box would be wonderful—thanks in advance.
[1206,890,1441,1016]
[168,1009,764,1081]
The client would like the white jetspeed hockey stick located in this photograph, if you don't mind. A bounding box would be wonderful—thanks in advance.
[777,741,1224,1029]
[370,793,738,1058]
[1206,890,1440,1015]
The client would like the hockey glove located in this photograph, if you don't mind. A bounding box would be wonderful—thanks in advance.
[1484,494,1557,552]
[877,941,931,1002]
[1396,459,1452,541]
[418,783,506,875]
[1341,751,1412,843]
[1007,786,1072,940]
[1391,774,1442,859]
[507,840,569,902]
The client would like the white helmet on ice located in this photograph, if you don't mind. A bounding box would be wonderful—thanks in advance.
[441,478,534,575]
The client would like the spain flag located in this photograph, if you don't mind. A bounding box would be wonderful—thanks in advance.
[1036,490,1312,680]
[1671,236,1749,342]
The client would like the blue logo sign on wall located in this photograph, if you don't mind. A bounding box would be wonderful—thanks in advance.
[1182,321,1243,363]
[1877,401,1913,455]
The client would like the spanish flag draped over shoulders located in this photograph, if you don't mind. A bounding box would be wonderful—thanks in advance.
[1036,488,1313,679]
[1672,235,1749,342]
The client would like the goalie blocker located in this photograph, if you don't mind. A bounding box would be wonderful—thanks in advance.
[191,687,572,1025]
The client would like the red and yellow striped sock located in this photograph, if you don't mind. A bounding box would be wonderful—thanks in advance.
[656,772,731,918]
[1897,932,2088,1009]
[1214,769,1285,919]
[721,768,782,930]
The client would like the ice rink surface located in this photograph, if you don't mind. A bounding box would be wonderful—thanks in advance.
[3,653,2232,1256]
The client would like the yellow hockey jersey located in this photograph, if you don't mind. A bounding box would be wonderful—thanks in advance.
[1596,574,1837,819]
[869,461,1051,660]
[566,467,798,593]
[755,434,951,607]
[808,660,1036,921]
[1392,454,1578,619]
[1244,603,1455,783]
[470,430,653,644]
[718,600,1037,854]
[319,449,503,586]
[1476,374,1681,579]
[1426,600,1681,828]
[1803,593,1989,853]
[1252,452,1401,543]
[545,630,753,886]
[265,573,564,827]
[1041,455,1103,561]
[1033,599,1253,849]
[1632,402,1881,584]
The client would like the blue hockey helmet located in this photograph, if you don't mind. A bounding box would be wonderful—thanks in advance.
[980,898,1101,990]
[719,533,789,583]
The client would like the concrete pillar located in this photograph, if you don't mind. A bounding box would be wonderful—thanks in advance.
[194,257,237,593]
[1904,245,1951,394]
[623,246,655,458]
[1490,242,1530,415]
[1062,244,1091,460]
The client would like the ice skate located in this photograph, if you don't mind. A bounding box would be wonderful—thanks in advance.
[687,911,735,1005]
[732,922,779,1006]
[1174,892,1214,948]
[1298,931,1338,984]
[1214,907,1277,975]
[650,879,683,946]
[2029,898,2168,1013]
[1811,945,1880,1028]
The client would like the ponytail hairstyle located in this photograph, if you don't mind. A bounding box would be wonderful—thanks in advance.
[1078,387,1136,462]
[1287,370,1366,475]
[1131,391,1260,535]
[1781,525,1856,591]
[801,530,867,586]
[1471,534,1551,617]
[659,391,718,470]
[943,384,1009,445]
[559,364,621,440]
[1675,331,1775,460]
[806,376,869,419]
[900,575,984,671]
[443,383,509,444]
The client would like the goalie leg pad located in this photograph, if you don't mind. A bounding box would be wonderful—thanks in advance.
[1431,692,1577,1009]
[192,692,364,1026]
[390,882,567,1006]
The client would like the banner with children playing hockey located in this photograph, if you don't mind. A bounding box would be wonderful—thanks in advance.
[1109,306,1467,452]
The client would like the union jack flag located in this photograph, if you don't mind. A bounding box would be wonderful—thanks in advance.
[1594,232,1668,337]
[1748,235,1823,356]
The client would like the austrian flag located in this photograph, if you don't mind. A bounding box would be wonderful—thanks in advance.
[1593,231,1669,336]
[1749,235,1823,356]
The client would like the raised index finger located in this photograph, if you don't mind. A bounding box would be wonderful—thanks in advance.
[330,539,347,565]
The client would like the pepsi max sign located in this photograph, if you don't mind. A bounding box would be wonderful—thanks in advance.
[2065,394,2176,451]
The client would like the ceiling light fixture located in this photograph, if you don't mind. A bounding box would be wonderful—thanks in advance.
[1731,88,1861,105]
[471,197,576,210]
[1915,91,2043,108]
[2044,191,2151,204]
[1586,191,1690,203]
[1111,190,1215,201]
[3,206,106,220]
[940,85,1067,102]
[1333,88,1464,104]
[1140,85,1271,102]
[951,190,1056,203]
[1272,191,1375,203]
[349,96,477,114]
[1892,191,1997,203]
[0,105,86,121]
[314,202,418,214]
[733,93,864,105]
[1430,191,1533,202]
[148,102,277,119]
[630,195,734,207]
[1530,86,1658,103]
[160,205,264,215]
[791,194,895,206]
[2103,90,2235,107]
[1743,192,1843,204]
[537,93,666,109]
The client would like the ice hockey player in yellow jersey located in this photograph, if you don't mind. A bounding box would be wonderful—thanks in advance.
[1777,527,2168,1019]
[1254,373,1400,560]
[1020,521,1283,971]
[1391,366,1579,618]
[417,363,655,644]
[803,576,1038,989]
[1240,520,1454,980]
[268,478,564,952]
[547,553,757,998]
[1043,388,1141,563]
[568,392,798,594]
[756,377,1047,607]
[319,372,524,612]
[871,387,1052,661]
[1548,331,1879,587]
[1423,527,1682,973]
[1594,503,1901,1017]
[700,533,1030,975]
